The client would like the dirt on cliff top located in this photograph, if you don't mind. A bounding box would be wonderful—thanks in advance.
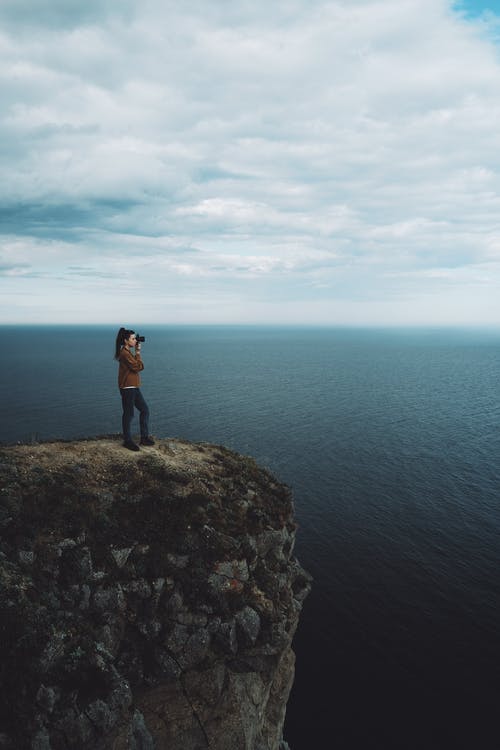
[2,435,226,476]
[0,435,282,496]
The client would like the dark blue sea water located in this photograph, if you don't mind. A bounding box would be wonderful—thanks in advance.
[2,325,500,749]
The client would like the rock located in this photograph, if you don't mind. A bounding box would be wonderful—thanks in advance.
[235,606,261,647]
[111,547,133,568]
[30,729,52,750]
[0,436,311,750]
[155,648,182,680]
[92,584,126,614]
[79,584,91,610]
[181,627,211,668]
[128,709,155,750]
[214,619,238,656]
[215,559,250,581]
[164,623,189,654]
[85,699,115,732]
[55,709,95,746]
[0,733,16,750]
[166,552,189,569]
[18,549,35,566]
[60,545,93,582]
[122,579,152,599]
[151,577,165,596]
[165,590,184,618]
[36,685,57,713]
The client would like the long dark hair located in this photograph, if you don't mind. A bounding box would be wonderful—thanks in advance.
[114,327,134,360]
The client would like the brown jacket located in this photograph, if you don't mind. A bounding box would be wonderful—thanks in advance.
[118,347,144,389]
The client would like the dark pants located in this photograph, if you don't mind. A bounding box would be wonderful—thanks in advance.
[120,388,150,443]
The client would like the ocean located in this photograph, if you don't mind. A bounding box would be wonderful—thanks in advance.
[2,325,500,749]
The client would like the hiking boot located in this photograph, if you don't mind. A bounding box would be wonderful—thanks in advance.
[124,441,140,452]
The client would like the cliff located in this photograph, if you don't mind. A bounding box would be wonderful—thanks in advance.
[0,437,311,750]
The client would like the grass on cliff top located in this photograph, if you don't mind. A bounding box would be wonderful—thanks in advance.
[0,436,293,555]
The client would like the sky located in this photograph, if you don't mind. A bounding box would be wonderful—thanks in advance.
[1,0,500,326]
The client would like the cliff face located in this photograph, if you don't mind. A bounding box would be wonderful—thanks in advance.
[0,438,311,750]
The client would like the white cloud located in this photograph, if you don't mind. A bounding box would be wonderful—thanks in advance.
[1,0,500,324]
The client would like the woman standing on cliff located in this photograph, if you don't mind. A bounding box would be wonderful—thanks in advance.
[114,327,155,451]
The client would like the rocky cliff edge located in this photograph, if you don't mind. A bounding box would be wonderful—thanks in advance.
[0,437,311,750]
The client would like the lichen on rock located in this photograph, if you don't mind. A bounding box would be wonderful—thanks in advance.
[0,437,311,750]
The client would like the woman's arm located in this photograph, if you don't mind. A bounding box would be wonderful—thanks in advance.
[119,348,145,373]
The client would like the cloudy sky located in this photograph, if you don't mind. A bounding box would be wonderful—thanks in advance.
[1,0,500,325]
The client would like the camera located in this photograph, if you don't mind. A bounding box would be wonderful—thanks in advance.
[136,335,145,343]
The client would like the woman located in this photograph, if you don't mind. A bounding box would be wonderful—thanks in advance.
[114,327,155,451]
